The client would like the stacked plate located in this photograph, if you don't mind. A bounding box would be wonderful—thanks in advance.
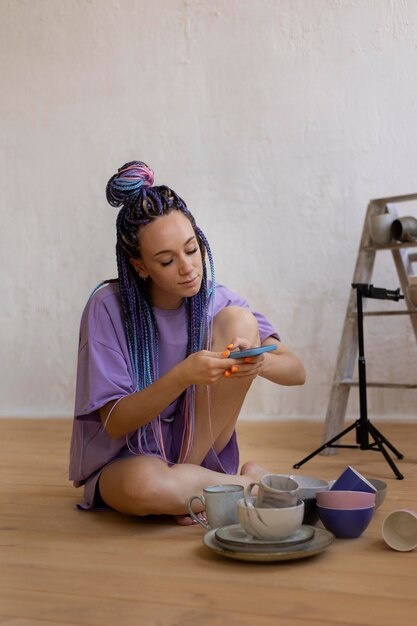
[203,524,334,562]
[215,524,315,551]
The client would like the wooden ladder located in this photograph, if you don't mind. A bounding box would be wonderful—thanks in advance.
[321,193,417,452]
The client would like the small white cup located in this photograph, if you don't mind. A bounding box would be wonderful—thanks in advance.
[238,497,304,540]
[382,509,417,552]
[188,484,243,530]
[368,214,393,245]
[244,473,299,509]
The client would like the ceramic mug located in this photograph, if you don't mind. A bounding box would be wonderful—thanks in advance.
[382,509,417,552]
[391,216,417,242]
[368,214,393,245]
[330,465,377,494]
[244,474,299,509]
[188,484,243,530]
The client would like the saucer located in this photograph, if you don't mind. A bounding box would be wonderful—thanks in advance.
[215,524,315,550]
[203,526,334,562]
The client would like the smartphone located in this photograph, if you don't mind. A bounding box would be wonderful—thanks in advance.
[228,344,278,359]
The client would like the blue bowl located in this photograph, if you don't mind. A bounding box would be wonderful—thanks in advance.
[317,504,375,538]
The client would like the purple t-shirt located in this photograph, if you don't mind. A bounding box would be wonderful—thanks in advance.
[69,282,279,488]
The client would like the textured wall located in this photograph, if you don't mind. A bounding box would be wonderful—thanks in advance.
[1,0,417,419]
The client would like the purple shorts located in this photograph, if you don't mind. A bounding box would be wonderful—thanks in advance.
[76,420,240,511]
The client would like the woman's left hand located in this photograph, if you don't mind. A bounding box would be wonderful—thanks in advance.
[222,337,267,379]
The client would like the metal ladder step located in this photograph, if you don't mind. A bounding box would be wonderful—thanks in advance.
[338,380,417,389]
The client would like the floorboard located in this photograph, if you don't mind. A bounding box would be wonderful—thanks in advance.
[0,419,416,625]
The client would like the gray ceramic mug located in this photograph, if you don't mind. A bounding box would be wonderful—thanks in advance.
[391,216,417,242]
[244,474,299,509]
[188,484,243,530]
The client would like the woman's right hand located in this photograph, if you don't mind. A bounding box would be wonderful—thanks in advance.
[178,350,234,387]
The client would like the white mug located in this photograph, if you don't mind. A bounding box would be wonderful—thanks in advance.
[244,474,299,509]
[368,214,393,245]
[382,509,417,552]
[188,484,243,530]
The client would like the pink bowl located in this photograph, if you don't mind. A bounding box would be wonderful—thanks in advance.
[316,490,375,509]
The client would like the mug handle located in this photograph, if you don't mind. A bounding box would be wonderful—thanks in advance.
[188,495,209,529]
[244,482,258,507]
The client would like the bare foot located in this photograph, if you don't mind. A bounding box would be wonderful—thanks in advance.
[240,461,270,482]
[174,515,195,526]
[174,511,207,526]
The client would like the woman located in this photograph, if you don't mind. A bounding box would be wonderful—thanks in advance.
[69,161,305,523]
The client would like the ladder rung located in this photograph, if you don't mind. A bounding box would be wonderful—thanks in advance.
[362,241,417,251]
[338,380,417,389]
[363,310,417,316]
[348,310,417,318]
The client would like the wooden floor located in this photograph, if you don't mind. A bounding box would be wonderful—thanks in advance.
[0,419,416,626]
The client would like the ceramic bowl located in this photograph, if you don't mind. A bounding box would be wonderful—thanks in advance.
[302,497,320,525]
[237,497,304,541]
[330,466,377,494]
[289,475,329,499]
[289,475,329,524]
[317,504,375,538]
[316,490,375,509]
[366,478,388,509]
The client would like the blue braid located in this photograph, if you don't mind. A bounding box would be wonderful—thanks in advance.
[104,161,216,460]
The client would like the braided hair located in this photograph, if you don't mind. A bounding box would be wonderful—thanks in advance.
[104,160,215,461]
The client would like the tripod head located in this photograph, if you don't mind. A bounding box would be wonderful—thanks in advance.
[352,283,404,301]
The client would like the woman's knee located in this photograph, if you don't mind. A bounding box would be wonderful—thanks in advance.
[100,457,173,515]
[213,306,260,343]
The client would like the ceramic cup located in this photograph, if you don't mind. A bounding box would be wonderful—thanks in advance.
[188,484,243,530]
[382,509,417,552]
[368,214,394,245]
[391,216,417,242]
[238,497,305,541]
[331,466,377,495]
[244,474,299,509]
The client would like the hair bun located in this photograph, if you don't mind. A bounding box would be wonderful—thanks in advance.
[106,161,155,207]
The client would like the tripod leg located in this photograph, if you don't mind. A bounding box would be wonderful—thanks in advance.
[367,422,404,459]
[293,422,358,469]
[368,425,404,480]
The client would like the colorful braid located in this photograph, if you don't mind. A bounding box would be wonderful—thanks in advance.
[105,160,215,462]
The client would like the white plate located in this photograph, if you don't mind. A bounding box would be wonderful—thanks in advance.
[203,526,334,562]
[214,524,315,550]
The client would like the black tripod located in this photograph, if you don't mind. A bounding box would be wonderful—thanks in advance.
[293,283,405,480]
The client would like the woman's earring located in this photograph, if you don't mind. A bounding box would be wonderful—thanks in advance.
[139,273,148,281]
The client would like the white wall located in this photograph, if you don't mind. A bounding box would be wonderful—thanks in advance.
[1,0,417,420]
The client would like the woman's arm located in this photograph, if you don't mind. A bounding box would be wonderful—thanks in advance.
[99,349,236,439]
[258,337,306,386]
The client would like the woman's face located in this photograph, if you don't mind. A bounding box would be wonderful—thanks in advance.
[131,211,204,309]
